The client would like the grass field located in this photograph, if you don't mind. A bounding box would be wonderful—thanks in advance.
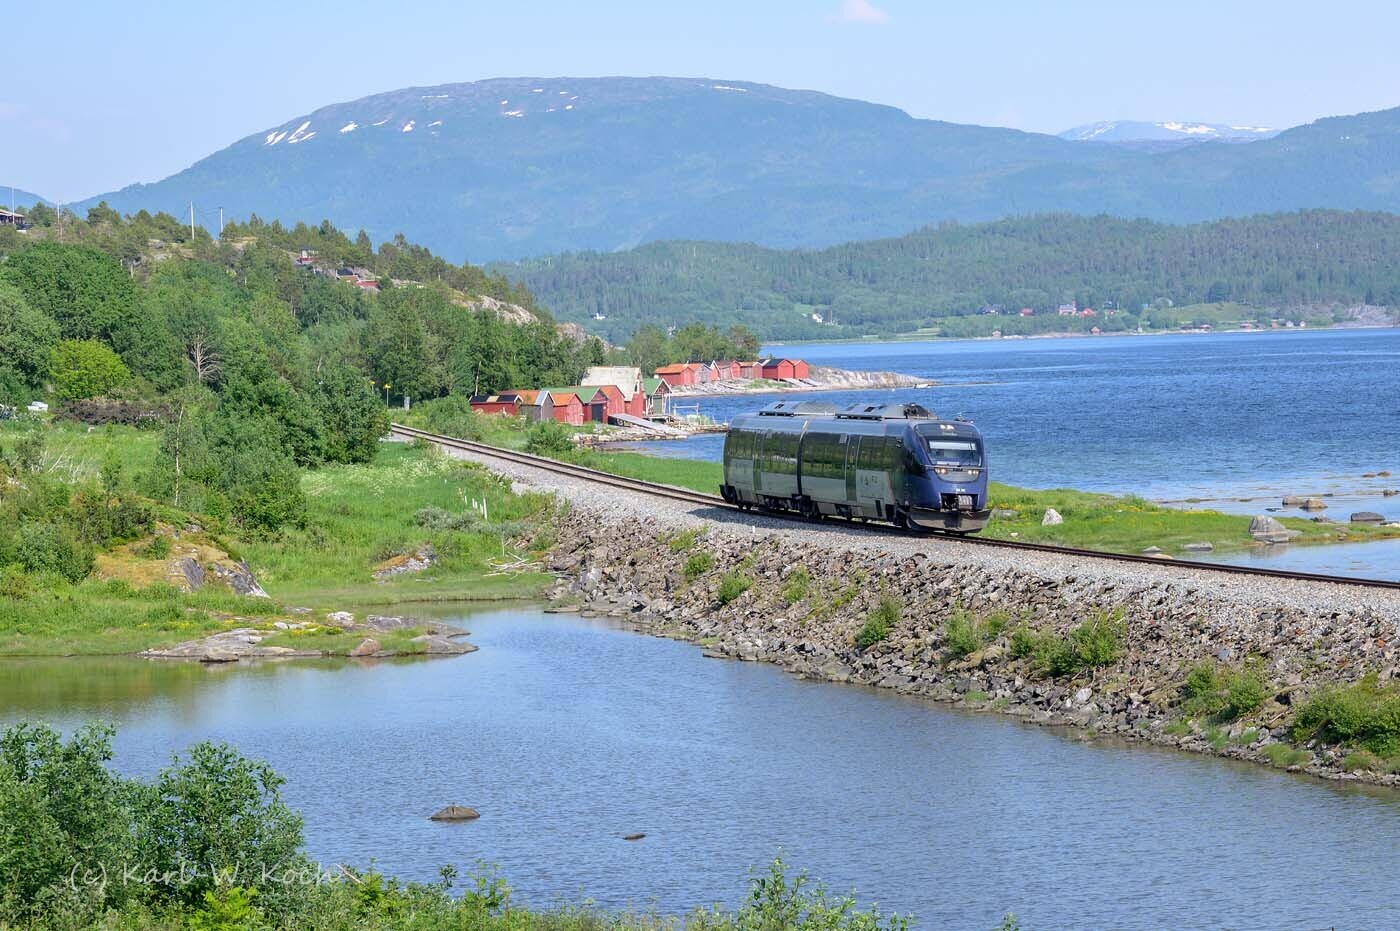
[0,421,556,656]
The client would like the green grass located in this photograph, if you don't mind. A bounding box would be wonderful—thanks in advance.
[0,429,556,654]
[0,419,162,485]
[239,443,553,607]
[0,580,279,656]
[980,482,1400,555]
[1262,743,1311,768]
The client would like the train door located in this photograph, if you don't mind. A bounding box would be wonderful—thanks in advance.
[855,436,894,516]
[844,435,859,503]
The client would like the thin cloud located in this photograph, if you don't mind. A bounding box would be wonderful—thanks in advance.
[834,0,891,24]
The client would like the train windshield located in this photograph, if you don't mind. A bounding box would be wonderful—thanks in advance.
[923,438,982,467]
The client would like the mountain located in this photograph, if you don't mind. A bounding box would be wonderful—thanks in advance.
[1059,120,1280,145]
[498,210,1400,341]
[79,78,1400,261]
[2,186,47,210]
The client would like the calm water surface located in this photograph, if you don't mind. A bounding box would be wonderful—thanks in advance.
[631,328,1400,578]
[5,606,1400,930]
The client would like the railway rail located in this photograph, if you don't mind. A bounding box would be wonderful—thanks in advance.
[390,423,1400,592]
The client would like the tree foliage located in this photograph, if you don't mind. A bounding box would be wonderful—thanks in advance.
[504,210,1400,339]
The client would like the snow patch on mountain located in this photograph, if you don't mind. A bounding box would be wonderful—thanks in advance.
[1059,120,1280,144]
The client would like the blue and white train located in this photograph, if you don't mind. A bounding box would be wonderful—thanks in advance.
[719,400,991,533]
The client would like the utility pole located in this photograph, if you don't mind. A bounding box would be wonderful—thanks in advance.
[189,202,195,240]
[218,206,224,239]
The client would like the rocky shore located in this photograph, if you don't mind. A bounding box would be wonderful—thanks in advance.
[666,364,927,397]
[141,612,476,662]
[544,511,1400,785]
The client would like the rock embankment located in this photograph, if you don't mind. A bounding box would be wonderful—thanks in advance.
[543,509,1400,786]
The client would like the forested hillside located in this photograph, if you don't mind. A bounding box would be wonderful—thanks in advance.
[0,204,602,536]
[501,210,1400,340]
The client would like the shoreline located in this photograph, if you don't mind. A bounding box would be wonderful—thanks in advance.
[765,321,1400,348]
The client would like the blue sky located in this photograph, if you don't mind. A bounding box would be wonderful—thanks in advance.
[6,0,1400,202]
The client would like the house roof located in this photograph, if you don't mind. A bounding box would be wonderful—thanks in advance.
[543,386,601,403]
[654,364,689,375]
[641,377,668,394]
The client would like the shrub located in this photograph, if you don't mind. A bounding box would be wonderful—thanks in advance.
[855,596,901,650]
[1292,674,1400,755]
[943,610,985,660]
[1009,625,1039,659]
[717,572,752,605]
[683,550,714,582]
[782,566,811,605]
[1182,661,1267,719]
[524,419,574,456]
[1010,611,1124,678]
[50,339,131,401]
[0,723,139,920]
[1069,610,1124,667]
[132,740,306,916]
[668,527,701,553]
[139,535,172,560]
[0,567,32,600]
[15,522,93,583]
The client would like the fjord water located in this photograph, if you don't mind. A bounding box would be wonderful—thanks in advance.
[5,606,1400,929]
[639,328,1400,577]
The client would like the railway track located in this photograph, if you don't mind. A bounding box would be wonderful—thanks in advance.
[390,423,1400,592]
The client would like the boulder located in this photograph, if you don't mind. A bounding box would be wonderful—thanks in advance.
[348,637,381,657]
[1248,515,1292,544]
[1384,489,1398,497]
[1141,546,1163,555]
[1300,498,1327,511]
[429,806,480,821]
[1181,542,1214,552]
[1041,508,1064,527]
[327,611,355,625]
[1350,512,1386,524]
[622,833,646,841]
[1281,495,1306,506]
[200,649,239,663]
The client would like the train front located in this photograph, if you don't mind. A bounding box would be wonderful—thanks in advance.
[907,421,992,533]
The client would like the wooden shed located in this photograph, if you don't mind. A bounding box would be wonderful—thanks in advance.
[468,392,523,416]
[548,392,585,426]
[654,364,695,388]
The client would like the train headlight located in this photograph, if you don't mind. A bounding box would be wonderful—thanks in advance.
[935,467,948,476]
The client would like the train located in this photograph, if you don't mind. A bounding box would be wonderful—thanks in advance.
[719,400,991,533]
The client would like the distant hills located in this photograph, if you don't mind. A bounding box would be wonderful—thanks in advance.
[2,186,46,210]
[63,78,1400,261]
[498,210,1400,340]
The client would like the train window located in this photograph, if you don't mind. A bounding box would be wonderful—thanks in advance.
[805,432,842,478]
[924,438,982,467]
